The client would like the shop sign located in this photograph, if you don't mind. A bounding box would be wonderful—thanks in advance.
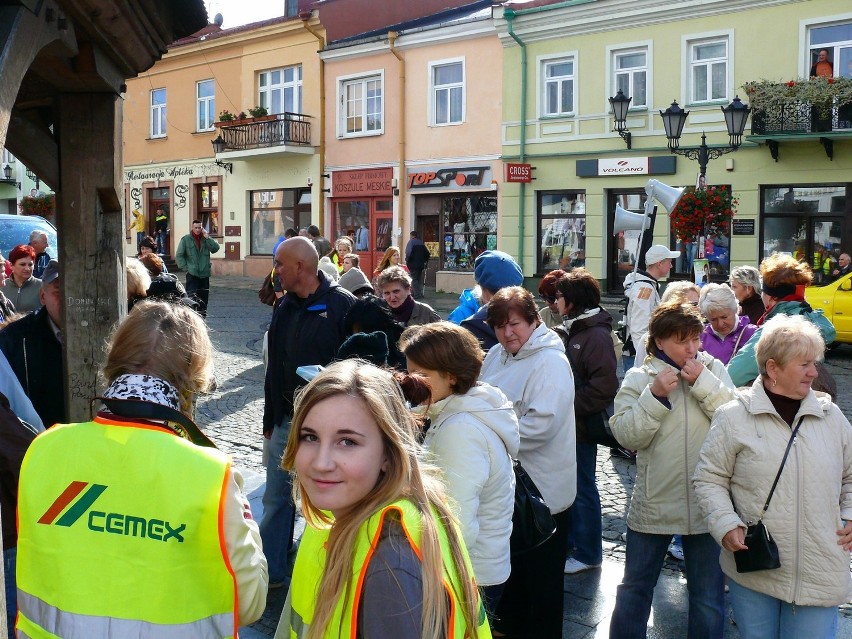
[732,219,755,236]
[505,163,532,183]
[598,158,649,175]
[125,166,196,181]
[332,168,393,196]
[407,166,491,190]
[576,156,676,177]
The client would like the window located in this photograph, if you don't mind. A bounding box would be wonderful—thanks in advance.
[808,22,852,79]
[542,57,574,116]
[538,192,586,274]
[250,189,310,255]
[259,66,303,115]
[441,196,497,271]
[689,38,728,103]
[197,80,215,131]
[340,74,383,136]
[196,184,221,236]
[431,60,464,125]
[150,88,167,138]
[613,48,647,108]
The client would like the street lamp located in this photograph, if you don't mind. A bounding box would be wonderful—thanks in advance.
[25,168,40,190]
[609,90,632,149]
[210,135,233,174]
[659,96,750,182]
[1,164,20,189]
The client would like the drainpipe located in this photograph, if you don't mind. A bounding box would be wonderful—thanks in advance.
[505,9,527,272]
[388,31,405,243]
[301,13,326,231]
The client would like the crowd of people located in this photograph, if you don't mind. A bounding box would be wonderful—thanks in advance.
[1,224,851,639]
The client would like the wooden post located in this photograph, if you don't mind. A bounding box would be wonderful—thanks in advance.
[58,93,126,421]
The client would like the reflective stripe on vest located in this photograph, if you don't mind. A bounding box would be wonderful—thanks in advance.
[288,499,491,639]
[16,418,237,638]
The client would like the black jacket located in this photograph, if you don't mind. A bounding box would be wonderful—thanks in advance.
[461,305,498,352]
[0,307,65,428]
[0,391,38,548]
[263,271,356,434]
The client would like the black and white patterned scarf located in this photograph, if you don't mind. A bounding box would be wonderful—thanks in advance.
[102,374,181,412]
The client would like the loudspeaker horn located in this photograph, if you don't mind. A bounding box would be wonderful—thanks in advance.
[645,179,684,212]
[613,205,648,236]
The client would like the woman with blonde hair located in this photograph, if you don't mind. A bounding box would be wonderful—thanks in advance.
[660,279,700,305]
[16,301,268,637]
[695,314,852,638]
[329,236,354,273]
[276,359,490,639]
[401,322,518,616]
[126,257,152,311]
[728,253,835,387]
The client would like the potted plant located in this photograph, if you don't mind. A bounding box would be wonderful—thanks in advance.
[248,105,268,118]
[669,185,737,243]
[19,193,56,221]
[743,77,852,131]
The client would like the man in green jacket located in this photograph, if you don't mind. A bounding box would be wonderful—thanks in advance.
[175,220,221,318]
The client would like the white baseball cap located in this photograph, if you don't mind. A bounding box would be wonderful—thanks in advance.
[644,244,680,266]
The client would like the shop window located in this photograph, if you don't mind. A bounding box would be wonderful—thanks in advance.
[335,201,370,250]
[250,189,298,255]
[761,185,848,285]
[613,48,648,108]
[259,66,302,115]
[430,59,464,125]
[538,192,586,274]
[197,80,215,131]
[196,184,221,237]
[441,196,497,271]
[150,88,167,138]
[541,56,575,117]
[666,185,732,283]
[688,37,728,103]
[339,73,383,137]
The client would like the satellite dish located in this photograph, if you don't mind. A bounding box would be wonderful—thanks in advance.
[214,13,224,26]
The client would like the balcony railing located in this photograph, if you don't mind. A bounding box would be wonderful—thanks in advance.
[751,102,852,135]
[218,112,312,151]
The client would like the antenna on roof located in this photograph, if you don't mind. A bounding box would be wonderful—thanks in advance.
[214,13,224,27]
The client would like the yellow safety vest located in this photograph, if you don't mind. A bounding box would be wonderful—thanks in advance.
[16,416,238,638]
[287,499,491,639]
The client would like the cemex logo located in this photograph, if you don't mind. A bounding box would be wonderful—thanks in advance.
[38,481,186,543]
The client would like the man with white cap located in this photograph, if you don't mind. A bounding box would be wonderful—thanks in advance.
[623,244,679,368]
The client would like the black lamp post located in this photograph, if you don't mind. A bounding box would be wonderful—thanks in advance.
[210,135,233,174]
[1,164,20,189]
[659,96,750,183]
[609,89,632,149]
[25,168,39,190]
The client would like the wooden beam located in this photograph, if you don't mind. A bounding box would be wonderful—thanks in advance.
[58,92,125,420]
[5,110,60,190]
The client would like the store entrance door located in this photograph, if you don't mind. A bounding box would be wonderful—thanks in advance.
[607,189,649,293]
[148,187,171,256]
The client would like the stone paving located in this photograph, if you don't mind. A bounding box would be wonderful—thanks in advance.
[196,276,852,638]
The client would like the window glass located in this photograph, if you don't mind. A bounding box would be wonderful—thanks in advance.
[151,89,167,138]
[614,49,647,107]
[433,62,464,125]
[690,39,727,102]
[196,184,221,236]
[543,58,574,116]
[250,189,299,255]
[441,196,497,270]
[335,201,370,250]
[342,76,383,135]
[538,192,586,273]
[197,80,215,131]
[258,66,302,115]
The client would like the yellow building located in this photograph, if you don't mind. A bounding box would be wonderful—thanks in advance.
[496,0,852,290]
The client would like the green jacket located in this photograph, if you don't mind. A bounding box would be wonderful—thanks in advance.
[727,300,836,386]
[175,233,221,278]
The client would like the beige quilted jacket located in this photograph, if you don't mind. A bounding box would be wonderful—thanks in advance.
[693,380,852,606]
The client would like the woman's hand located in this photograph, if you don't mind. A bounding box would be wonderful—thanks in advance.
[650,368,679,397]
[722,527,748,553]
[680,358,705,385]
[836,521,852,551]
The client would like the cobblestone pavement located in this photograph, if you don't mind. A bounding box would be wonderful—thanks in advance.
[198,277,852,637]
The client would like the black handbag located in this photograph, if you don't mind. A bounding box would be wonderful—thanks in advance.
[734,416,804,573]
[510,459,556,556]
[581,404,620,449]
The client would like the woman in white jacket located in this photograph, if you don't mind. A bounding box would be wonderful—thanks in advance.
[608,301,735,639]
[694,314,852,639]
[401,321,519,617]
[479,286,576,639]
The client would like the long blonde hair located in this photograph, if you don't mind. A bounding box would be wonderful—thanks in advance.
[282,360,481,639]
[375,245,401,273]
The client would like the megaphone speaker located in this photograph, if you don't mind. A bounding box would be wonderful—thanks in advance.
[645,179,684,212]
[613,205,648,236]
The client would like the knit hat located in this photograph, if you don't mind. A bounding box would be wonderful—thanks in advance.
[318,256,339,282]
[473,250,523,293]
[337,331,389,366]
[338,267,373,295]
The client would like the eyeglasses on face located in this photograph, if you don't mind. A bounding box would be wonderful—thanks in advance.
[540,294,556,304]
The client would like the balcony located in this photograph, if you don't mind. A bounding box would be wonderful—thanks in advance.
[215,112,314,160]
[743,78,852,161]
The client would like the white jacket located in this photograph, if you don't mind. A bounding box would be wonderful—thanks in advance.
[609,351,735,534]
[480,322,577,514]
[623,271,660,364]
[693,380,852,606]
[422,383,519,586]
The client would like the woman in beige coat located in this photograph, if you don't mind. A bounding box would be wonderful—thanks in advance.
[608,301,735,639]
[694,314,852,638]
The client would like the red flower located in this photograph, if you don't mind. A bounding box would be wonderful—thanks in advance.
[786,81,796,87]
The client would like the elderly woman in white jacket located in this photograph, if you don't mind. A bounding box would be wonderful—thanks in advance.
[478,286,575,639]
[608,301,735,639]
[400,321,519,618]
[694,314,852,639]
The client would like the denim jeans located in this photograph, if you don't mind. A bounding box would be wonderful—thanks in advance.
[567,442,602,565]
[4,547,16,638]
[728,579,837,639]
[622,354,635,375]
[609,529,724,639]
[259,420,296,588]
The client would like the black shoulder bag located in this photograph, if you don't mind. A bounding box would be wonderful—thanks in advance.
[734,415,804,573]
[511,459,557,556]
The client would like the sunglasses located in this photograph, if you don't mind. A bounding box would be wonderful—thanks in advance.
[540,295,556,304]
